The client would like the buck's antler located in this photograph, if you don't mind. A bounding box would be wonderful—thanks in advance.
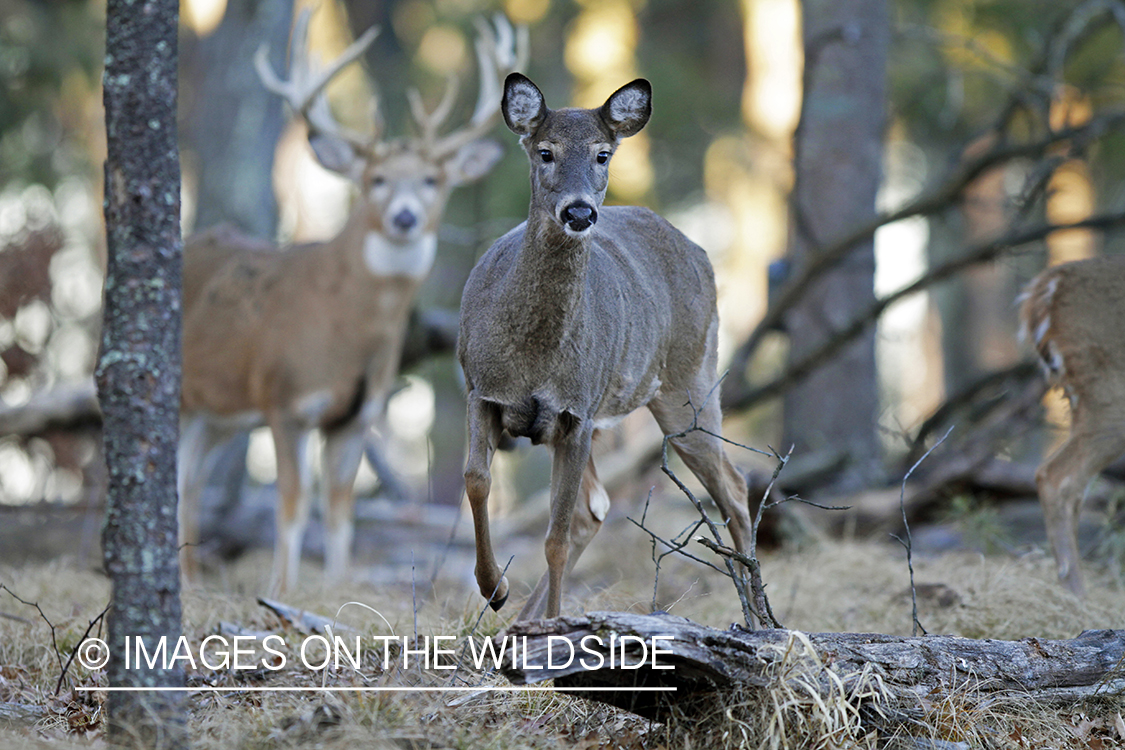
[409,14,529,158]
[254,8,381,156]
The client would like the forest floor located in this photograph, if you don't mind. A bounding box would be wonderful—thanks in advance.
[1,482,1124,749]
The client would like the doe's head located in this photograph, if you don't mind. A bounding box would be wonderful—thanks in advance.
[501,73,651,237]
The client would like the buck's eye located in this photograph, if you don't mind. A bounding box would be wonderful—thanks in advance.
[423,175,438,187]
[596,151,610,165]
[370,175,386,188]
[538,149,554,163]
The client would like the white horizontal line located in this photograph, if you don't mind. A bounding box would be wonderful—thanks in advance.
[76,686,677,693]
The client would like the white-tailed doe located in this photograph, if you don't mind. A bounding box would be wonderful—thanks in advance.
[180,11,526,593]
[1020,254,1125,597]
[457,74,753,620]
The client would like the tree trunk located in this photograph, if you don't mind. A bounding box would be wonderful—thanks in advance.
[99,1,186,745]
[782,0,889,488]
[500,612,1125,722]
[180,0,291,237]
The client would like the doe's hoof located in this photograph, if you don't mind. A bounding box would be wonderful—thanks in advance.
[487,577,510,611]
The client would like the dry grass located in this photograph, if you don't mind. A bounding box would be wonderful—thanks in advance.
[1,511,1124,749]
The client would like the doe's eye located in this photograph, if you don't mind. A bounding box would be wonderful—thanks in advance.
[538,149,554,163]
[596,151,610,165]
[423,175,438,187]
[370,175,386,188]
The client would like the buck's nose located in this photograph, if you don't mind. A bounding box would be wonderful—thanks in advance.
[392,209,418,233]
[561,202,597,233]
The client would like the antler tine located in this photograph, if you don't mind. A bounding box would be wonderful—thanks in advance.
[254,8,382,149]
[408,75,461,152]
[430,14,528,158]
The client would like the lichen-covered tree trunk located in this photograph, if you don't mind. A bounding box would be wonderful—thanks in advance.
[782,0,889,488]
[98,0,186,746]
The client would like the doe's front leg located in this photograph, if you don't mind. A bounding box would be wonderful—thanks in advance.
[464,394,508,610]
[534,425,595,620]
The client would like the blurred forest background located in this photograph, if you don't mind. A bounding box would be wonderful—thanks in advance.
[2,0,1124,567]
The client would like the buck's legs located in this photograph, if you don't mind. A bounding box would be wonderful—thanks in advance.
[518,455,610,620]
[269,416,312,594]
[1036,410,1125,598]
[177,415,241,583]
[649,380,752,558]
[322,415,369,583]
[464,393,508,609]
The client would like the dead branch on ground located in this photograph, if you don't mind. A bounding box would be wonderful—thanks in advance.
[499,611,1125,723]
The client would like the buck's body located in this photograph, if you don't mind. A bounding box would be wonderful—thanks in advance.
[1021,254,1125,596]
[182,223,422,428]
[177,10,524,593]
[460,206,714,439]
[458,74,751,621]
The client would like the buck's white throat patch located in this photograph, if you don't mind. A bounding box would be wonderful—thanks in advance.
[363,232,437,280]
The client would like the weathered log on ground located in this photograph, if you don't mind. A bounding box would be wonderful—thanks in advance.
[498,612,1125,720]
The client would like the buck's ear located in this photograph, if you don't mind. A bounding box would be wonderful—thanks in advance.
[309,132,365,181]
[445,139,504,186]
[600,79,651,139]
[502,73,547,137]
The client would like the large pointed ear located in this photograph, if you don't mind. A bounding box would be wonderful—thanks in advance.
[444,139,504,187]
[502,73,547,137]
[599,79,651,139]
[309,132,366,181]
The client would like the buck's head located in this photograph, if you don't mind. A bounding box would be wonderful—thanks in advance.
[310,135,503,244]
[501,73,651,237]
[257,11,525,246]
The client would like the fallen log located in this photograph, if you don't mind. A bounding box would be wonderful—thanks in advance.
[498,612,1125,721]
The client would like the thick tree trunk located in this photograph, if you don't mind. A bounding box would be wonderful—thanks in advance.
[99,0,186,746]
[500,612,1125,722]
[782,0,889,488]
[180,0,291,237]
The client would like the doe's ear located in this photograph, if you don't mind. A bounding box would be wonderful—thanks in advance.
[599,79,651,139]
[502,73,547,137]
[445,139,504,187]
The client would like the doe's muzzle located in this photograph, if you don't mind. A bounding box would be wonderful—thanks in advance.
[561,202,597,233]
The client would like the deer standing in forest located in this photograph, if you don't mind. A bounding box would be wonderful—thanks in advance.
[1020,254,1125,597]
[457,74,754,620]
[179,11,526,593]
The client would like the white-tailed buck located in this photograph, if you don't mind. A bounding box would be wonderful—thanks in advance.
[457,74,754,620]
[1020,254,1125,597]
[180,10,526,592]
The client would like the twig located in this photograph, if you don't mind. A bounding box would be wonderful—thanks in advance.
[628,488,719,613]
[56,604,110,695]
[1,583,110,695]
[657,392,759,628]
[1,584,66,686]
[891,425,955,636]
[448,555,514,688]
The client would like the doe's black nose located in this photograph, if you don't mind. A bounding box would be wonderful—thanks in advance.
[562,203,597,232]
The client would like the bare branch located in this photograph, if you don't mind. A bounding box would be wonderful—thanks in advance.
[721,0,1125,413]
[725,208,1125,412]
